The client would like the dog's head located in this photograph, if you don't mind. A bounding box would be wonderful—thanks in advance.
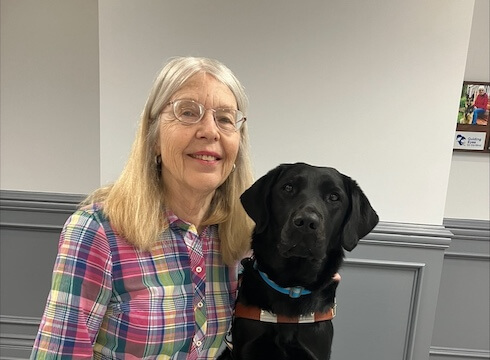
[241,163,379,264]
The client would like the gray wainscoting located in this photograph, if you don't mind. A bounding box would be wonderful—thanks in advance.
[0,191,85,359]
[334,222,452,360]
[0,191,488,360]
[430,219,490,360]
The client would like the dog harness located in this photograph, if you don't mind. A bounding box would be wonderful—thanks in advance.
[223,304,335,354]
[234,302,336,323]
[233,260,337,323]
[223,258,336,353]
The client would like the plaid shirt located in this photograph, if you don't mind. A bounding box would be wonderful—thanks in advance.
[31,204,238,359]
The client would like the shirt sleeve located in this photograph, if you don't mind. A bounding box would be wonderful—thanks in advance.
[31,209,113,359]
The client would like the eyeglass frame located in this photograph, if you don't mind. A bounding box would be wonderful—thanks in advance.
[165,99,247,133]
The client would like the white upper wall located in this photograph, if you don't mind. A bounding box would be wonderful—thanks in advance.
[2,0,484,223]
[0,0,100,194]
[444,0,490,221]
[98,0,474,225]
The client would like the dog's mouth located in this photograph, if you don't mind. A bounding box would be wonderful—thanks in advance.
[278,241,325,260]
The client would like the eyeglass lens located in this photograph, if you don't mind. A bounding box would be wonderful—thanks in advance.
[173,100,244,132]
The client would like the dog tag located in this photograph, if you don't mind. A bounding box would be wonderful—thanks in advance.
[289,287,304,298]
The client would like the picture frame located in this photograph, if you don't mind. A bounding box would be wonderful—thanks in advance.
[454,81,490,153]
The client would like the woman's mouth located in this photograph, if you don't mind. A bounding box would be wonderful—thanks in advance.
[190,154,221,161]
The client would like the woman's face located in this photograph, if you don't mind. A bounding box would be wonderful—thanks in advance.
[157,72,240,199]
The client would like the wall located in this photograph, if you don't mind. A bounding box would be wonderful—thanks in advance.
[97,0,473,226]
[444,0,490,221]
[433,3,490,357]
[1,1,481,224]
[0,0,100,195]
[433,4,490,356]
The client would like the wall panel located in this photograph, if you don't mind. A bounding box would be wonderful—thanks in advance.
[334,259,424,359]
[0,191,84,358]
[430,219,490,360]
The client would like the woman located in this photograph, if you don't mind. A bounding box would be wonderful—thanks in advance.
[31,57,255,359]
[472,85,489,124]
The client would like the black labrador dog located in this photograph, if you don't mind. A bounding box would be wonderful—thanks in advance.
[218,163,378,360]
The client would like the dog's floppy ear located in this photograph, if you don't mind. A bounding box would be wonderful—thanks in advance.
[240,164,287,234]
[341,176,379,251]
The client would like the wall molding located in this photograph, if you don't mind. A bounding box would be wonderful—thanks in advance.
[363,221,452,250]
[430,346,490,359]
[444,218,490,243]
[0,190,455,248]
[443,218,490,261]
[444,218,490,236]
[0,316,40,358]
[0,190,85,233]
[0,190,85,211]
[443,252,489,261]
[0,315,41,326]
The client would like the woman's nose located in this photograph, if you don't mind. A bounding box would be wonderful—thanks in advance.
[196,110,220,140]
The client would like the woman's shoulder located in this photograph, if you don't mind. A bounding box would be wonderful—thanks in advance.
[57,203,115,266]
[77,202,107,220]
[63,203,112,235]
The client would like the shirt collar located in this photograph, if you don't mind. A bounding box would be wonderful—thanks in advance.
[164,208,212,236]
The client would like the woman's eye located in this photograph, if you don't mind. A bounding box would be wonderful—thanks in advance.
[181,109,198,118]
[217,116,234,125]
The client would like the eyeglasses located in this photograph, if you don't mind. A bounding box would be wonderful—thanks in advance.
[167,99,246,133]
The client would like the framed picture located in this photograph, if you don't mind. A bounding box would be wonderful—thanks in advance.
[454,81,490,153]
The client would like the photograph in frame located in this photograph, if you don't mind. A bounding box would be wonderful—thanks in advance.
[454,81,490,153]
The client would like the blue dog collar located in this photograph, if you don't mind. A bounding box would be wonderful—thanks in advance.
[254,261,312,299]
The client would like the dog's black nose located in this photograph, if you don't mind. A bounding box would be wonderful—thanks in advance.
[293,211,320,233]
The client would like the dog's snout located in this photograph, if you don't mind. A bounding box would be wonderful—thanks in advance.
[293,210,320,233]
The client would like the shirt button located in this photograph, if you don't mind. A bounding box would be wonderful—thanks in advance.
[196,266,202,273]
[197,301,204,308]
[195,340,202,347]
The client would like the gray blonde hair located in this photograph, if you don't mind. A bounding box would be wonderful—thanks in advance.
[84,57,254,265]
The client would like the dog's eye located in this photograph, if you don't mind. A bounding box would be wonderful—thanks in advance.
[283,184,294,193]
[327,193,340,202]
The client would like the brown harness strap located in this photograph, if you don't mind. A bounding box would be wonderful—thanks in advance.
[234,302,336,324]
